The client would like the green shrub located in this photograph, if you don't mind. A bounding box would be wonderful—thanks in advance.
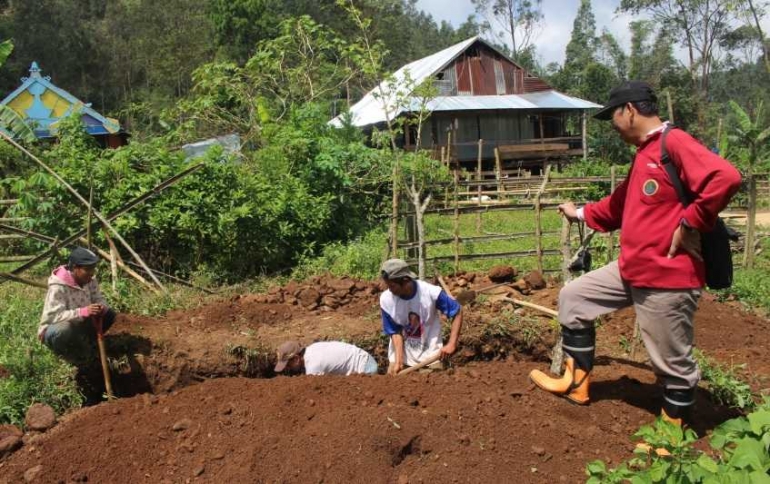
[587,398,770,483]
[694,349,755,411]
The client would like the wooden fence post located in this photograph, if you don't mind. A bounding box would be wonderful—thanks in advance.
[550,216,573,374]
[476,139,483,233]
[453,169,460,274]
[534,165,552,273]
[494,147,503,195]
[608,165,617,261]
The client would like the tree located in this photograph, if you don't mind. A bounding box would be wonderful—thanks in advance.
[471,0,544,62]
[727,100,770,268]
[619,0,740,128]
[557,0,598,94]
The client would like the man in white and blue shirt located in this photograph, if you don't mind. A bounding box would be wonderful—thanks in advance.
[379,259,463,375]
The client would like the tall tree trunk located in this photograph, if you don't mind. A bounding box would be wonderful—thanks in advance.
[507,0,517,57]
[747,0,770,75]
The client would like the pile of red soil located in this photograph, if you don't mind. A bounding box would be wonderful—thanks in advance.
[1,273,768,482]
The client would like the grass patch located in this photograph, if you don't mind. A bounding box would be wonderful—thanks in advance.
[0,283,82,425]
[0,267,212,426]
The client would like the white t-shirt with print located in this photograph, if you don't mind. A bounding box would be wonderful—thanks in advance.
[380,280,444,367]
[303,341,374,376]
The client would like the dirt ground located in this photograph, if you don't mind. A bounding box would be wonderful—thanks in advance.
[1,272,768,483]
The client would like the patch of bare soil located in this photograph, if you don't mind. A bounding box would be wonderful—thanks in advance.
[1,273,768,483]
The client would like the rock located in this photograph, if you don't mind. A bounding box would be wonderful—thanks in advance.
[267,286,282,295]
[193,465,205,477]
[321,296,340,309]
[524,271,546,290]
[455,289,476,305]
[531,445,546,456]
[458,435,471,446]
[0,424,23,457]
[297,288,321,308]
[510,278,530,294]
[328,279,355,293]
[488,265,517,282]
[24,404,56,431]
[24,465,43,482]
[172,419,192,431]
[397,474,410,484]
[456,278,468,287]
[354,281,368,292]
[210,451,225,460]
[284,280,300,296]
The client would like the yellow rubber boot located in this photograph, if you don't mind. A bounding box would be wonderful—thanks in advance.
[529,358,590,405]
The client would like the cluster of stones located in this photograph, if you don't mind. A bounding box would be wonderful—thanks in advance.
[249,277,381,311]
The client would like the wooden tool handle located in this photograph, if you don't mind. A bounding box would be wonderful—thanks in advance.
[397,351,442,376]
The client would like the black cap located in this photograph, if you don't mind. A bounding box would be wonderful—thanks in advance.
[69,247,99,267]
[593,81,657,120]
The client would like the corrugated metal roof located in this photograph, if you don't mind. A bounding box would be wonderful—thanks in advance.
[412,92,602,112]
[330,37,478,127]
[330,37,602,128]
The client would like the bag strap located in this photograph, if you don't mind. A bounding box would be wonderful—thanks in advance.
[659,124,691,207]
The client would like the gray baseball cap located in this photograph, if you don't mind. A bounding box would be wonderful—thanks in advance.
[380,259,417,280]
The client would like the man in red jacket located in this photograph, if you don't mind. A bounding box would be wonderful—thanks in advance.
[529,81,741,426]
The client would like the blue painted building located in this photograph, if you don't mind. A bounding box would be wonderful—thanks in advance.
[0,62,128,147]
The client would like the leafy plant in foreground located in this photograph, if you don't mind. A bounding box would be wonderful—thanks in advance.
[586,398,770,483]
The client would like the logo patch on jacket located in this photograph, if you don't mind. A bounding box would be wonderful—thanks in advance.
[642,179,659,196]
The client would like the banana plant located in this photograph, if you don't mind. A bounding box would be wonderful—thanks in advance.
[728,100,770,269]
[0,40,36,144]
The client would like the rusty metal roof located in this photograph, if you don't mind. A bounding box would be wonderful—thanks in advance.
[330,37,601,128]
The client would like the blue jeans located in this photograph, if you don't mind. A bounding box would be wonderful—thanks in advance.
[43,309,116,367]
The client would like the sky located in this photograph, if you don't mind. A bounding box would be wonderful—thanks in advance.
[414,0,767,67]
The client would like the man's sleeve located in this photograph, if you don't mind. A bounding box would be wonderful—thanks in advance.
[436,291,461,318]
[381,309,401,335]
[669,131,742,231]
[40,286,81,326]
[89,279,109,312]
[583,178,629,232]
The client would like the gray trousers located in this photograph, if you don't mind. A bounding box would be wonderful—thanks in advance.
[559,261,701,389]
[43,309,117,367]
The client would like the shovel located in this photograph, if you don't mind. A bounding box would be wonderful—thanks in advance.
[397,351,442,376]
[92,314,114,400]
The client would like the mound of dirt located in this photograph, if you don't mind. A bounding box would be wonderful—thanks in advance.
[0,360,742,484]
[2,273,768,482]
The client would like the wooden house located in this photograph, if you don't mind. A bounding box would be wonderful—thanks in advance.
[331,37,601,173]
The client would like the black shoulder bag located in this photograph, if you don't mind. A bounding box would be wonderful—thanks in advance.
[660,126,739,290]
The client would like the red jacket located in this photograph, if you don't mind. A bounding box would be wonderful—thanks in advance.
[584,127,742,289]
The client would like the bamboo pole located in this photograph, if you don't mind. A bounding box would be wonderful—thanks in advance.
[476,139,483,233]
[608,166,617,261]
[87,179,94,249]
[535,196,543,273]
[581,112,587,162]
[560,217,572,283]
[494,147,503,194]
[0,272,47,289]
[453,169,460,275]
[1,162,204,282]
[103,227,120,293]
[500,297,557,317]
[666,90,675,124]
[83,240,160,295]
[0,130,166,292]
